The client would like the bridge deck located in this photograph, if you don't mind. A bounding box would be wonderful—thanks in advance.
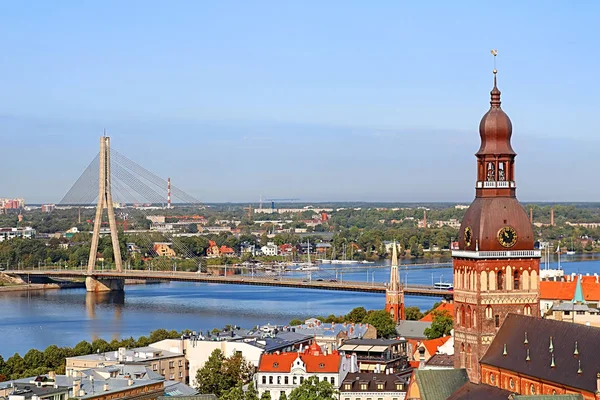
[6,270,453,298]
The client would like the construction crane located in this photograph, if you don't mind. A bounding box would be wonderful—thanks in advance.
[263,198,300,210]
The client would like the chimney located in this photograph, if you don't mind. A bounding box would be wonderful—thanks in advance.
[73,380,81,395]
[48,371,56,380]
[128,379,134,387]
[551,208,555,226]
[530,208,533,223]
[104,381,110,391]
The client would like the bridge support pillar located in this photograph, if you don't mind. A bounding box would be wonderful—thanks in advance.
[86,277,124,292]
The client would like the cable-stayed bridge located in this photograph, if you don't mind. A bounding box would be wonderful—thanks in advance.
[12,136,453,300]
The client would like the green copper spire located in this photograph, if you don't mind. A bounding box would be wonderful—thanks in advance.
[573,275,584,303]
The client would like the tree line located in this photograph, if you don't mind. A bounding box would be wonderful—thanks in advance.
[0,328,182,382]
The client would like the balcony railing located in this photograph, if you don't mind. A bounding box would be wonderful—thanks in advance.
[477,181,515,189]
[452,250,541,259]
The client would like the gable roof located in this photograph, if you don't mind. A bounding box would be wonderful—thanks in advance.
[424,353,454,368]
[540,276,600,302]
[446,382,512,400]
[341,372,407,393]
[258,350,340,373]
[396,320,432,339]
[414,369,468,400]
[420,302,454,322]
[419,336,451,356]
[480,313,600,394]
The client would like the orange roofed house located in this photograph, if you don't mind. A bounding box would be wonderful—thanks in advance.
[206,240,235,257]
[419,301,454,322]
[254,342,357,400]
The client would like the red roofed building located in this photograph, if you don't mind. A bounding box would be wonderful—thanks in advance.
[408,336,453,365]
[540,274,600,314]
[255,342,357,400]
[206,240,236,257]
[420,302,454,322]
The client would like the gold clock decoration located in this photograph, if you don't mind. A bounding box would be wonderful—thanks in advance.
[464,226,473,247]
[497,226,517,248]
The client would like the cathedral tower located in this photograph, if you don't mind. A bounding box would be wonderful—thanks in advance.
[386,241,405,322]
[452,57,541,382]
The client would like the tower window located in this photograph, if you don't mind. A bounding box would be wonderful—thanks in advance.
[485,306,493,319]
[514,270,520,290]
[497,270,504,291]
[498,162,506,181]
[487,162,495,181]
[495,315,500,327]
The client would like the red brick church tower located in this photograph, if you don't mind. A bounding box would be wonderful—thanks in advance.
[386,241,405,322]
[452,58,541,382]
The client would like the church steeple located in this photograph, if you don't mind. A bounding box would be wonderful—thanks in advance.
[385,241,404,322]
[390,240,400,292]
[452,52,541,383]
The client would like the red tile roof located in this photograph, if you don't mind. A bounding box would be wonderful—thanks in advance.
[420,302,454,322]
[539,276,600,302]
[420,336,451,356]
[258,347,340,373]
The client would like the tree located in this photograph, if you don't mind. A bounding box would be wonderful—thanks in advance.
[424,311,453,339]
[279,392,287,400]
[405,306,424,321]
[196,349,227,396]
[289,319,303,326]
[219,385,244,400]
[363,310,397,338]
[260,392,271,400]
[73,341,93,356]
[91,339,111,354]
[345,307,367,323]
[245,382,259,400]
[288,376,337,400]
[195,349,252,398]
[23,349,44,369]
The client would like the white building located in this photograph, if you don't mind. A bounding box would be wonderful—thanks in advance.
[254,343,356,400]
[0,227,35,242]
[261,242,278,256]
[151,338,264,387]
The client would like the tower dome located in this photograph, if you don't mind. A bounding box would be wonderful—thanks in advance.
[477,73,515,156]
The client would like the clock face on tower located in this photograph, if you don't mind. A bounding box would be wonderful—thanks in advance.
[497,226,517,248]
[464,226,472,247]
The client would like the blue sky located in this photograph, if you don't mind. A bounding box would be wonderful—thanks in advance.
[1,1,598,203]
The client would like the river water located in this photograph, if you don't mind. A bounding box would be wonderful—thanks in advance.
[0,255,598,357]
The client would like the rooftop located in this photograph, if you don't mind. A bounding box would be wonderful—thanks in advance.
[480,313,600,394]
[67,346,182,363]
[413,369,469,400]
[420,302,454,322]
[395,320,432,339]
[446,382,513,400]
[340,372,407,393]
[258,346,340,373]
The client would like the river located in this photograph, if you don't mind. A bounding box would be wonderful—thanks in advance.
[0,254,597,357]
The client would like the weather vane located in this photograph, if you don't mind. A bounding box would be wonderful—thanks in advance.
[491,49,498,74]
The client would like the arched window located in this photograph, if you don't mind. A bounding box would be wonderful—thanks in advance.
[522,270,530,290]
[497,270,504,291]
[456,307,462,326]
[485,305,493,319]
[531,270,538,290]
[460,343,466,368]
[467,344,472,369]
[498,162,506,181]
[461,306,466,327]
[489,270,497,290]
[480,271,488,291]
[487,162,495,181]
[524,304,532,315]
[472,308,477,328]
[506,266,512,290]
[495,314,500,328]
[514,270,520,290]
[466,305,472,328]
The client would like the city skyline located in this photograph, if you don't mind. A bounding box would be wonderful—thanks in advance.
[2,1,599,203]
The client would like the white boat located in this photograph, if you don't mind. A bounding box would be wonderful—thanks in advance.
[360,260,375,264]
[566,251,576,255]
[296,265,320,271]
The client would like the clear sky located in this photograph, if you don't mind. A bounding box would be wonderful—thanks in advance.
[1,1,599,203]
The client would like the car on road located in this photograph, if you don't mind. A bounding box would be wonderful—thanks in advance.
[329,279,337,282]
[316,279,324,281]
